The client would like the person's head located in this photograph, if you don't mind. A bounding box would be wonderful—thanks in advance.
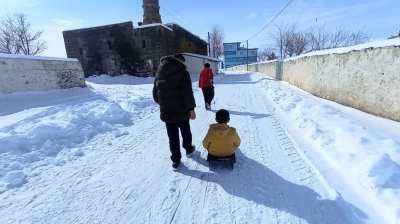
[173,53,185,62]
[215,109,230,124]
[204,63,210,68]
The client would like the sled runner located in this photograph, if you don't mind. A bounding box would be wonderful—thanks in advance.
[207,153,236,170]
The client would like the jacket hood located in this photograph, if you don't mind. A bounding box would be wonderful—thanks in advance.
[209,123,230,138]
[156,55,187,78]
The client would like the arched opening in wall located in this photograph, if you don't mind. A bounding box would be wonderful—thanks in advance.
[142,40,146,48]
[79,48,83,55]
[107,40,112,50]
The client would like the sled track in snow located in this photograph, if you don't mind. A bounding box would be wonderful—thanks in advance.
[168,97,221,224]
[253,79,363,222]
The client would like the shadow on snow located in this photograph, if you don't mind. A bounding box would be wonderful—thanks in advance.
[178,149,366,224]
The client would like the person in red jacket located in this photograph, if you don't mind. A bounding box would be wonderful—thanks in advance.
[199,63,214,110]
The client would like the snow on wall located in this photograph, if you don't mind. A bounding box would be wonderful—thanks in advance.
[282,47,400,122]
[0,54,86,94]
[227,40,400,122]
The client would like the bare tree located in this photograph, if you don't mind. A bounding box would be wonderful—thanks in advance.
[209,26,224,58]
[258,48,277,62]
[307,22,371,51]
[345,26,372,46]
[307,21,330,51]
[283,30,309,57]
[269,20,300,58]
[0,13,47,55]
[269,19,372,57]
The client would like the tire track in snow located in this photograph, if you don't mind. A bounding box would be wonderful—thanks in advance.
[249,76,362,223]
[195,89,246,224]
[194,74,361,223]
[252,79,364,223]
[167,104,218,224]
[134,89,223,224]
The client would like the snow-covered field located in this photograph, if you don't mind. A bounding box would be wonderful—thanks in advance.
[0,72,398,223]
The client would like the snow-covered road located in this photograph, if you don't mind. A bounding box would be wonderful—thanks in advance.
[1,73,394,223]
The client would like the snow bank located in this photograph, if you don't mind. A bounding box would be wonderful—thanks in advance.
[0,53,78,62]
[228,39,400,122]
[86,74,155,85]
[86,75,157,120]
[284,38,400,61]
[251,73,400,223]
[0,87,133,192]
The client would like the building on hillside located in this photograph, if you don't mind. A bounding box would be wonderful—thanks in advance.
[223,42,258,68]
[62,0,207,77]
[182,53,221,75]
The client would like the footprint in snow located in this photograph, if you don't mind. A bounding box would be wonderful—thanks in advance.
[292,96,302,102]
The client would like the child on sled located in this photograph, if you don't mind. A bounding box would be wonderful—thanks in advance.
[202,109,241,159]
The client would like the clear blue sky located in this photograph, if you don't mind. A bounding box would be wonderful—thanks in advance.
[1,0,399,58]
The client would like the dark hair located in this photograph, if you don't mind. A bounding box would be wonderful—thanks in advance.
[174,53,185,62]
[204,63,210,67]
[216,109,230,123]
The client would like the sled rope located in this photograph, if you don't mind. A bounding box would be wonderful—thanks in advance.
[199,156,210,224]
[169,110,217,224]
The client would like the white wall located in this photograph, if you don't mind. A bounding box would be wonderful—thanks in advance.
[184,55,219,75]
[184,56,204,74]
[227,46,400,122]
[0,55,86,94]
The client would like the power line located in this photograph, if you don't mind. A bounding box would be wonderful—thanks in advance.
[245,0,294,42]
[159,3,206,39]
[161,0,207,35]
[159,6,192,30]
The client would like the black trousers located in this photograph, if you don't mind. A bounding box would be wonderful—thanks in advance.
[201,86,214,106]
[165,118,193,163]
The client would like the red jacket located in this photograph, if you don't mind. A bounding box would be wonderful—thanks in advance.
[199,67,213,88]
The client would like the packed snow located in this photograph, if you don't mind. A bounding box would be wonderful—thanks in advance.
[0,72,398,223]
[0,53,78,62]
[250,72,400,223]
[132,23,172,31]
[182,52,222,62]
[284,38,400,61]
[252,38,400,65]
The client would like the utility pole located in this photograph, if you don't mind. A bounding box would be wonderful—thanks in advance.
[208,32,211,56]
[246,40,249,71]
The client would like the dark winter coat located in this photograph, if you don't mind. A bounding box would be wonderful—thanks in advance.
[152,55,196,123]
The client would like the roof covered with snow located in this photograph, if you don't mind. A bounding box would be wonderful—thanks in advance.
[0,53,79,62]
[165,23,207,44]
[133,23,172,31]
[285,38,400,61]
[182,53,222,62]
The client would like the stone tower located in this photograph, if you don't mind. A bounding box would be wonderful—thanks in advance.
[142,0,162,25]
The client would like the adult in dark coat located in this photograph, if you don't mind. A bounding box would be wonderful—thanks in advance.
[153,53,197,170]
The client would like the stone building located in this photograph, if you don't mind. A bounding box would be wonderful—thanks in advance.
[62,0,208,77]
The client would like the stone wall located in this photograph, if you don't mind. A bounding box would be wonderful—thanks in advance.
[227,45,400,122]
[133,23,208,76]
[166,23,208,56]
[133,24,175,75]
[63,22,142,77]
[0,54,85,94]
[143,0,162,24]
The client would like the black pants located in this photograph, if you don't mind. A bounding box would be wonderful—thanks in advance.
[165,118,193,163]
[201,86,214,106]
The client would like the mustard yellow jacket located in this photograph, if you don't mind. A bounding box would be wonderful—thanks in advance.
[202,123,241,157]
